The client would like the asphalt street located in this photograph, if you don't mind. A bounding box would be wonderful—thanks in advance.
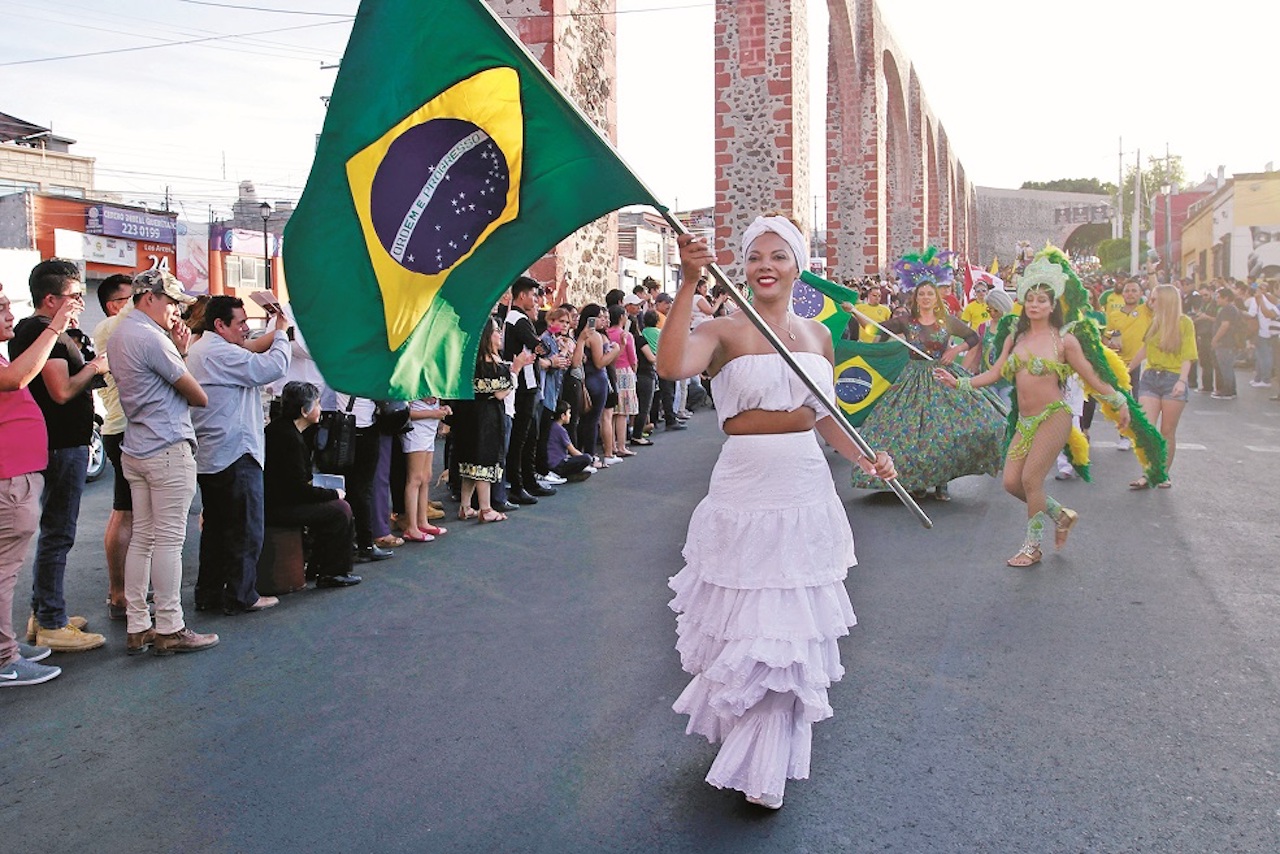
[3,385,1280,853]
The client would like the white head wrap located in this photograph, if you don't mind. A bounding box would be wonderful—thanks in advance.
[741,215,808,275]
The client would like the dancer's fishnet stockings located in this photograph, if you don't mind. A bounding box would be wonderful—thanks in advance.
[1003,409,1073,543]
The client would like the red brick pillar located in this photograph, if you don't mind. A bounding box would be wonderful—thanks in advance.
[489,0,620,306]
[714,0,811,279]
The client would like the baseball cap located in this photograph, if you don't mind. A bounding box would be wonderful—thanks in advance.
[132,270,196,305]
[623,293,643,307]
[654,292,673,304]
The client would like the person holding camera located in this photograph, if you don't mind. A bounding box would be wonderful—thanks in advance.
[8,260,108,653]
[187,295,291,614]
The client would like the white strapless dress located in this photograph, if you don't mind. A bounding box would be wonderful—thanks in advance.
[669,352,857,801]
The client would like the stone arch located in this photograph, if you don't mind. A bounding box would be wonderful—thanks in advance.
[925,119,940,247]
[882,49,912,266]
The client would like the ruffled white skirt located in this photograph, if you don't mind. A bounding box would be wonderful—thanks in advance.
[669,430,857,800]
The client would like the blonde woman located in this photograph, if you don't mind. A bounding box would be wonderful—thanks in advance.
[1127,284,1197,488]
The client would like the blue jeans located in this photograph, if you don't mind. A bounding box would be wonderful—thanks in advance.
[1214,347,1238,396]
[31,445,89,630]
[196,454,265,611]
[1255,337,1273,383]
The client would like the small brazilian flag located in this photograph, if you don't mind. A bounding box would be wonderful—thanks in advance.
[284,0,659,399]
[792,270,860,344]
[831,339,910,427]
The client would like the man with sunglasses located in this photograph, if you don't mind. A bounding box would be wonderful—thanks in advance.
[9,260,108,653]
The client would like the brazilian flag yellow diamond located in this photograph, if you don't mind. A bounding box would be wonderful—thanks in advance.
[347,67,524,350]
[834,353,889,417]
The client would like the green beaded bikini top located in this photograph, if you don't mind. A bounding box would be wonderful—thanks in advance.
[1001,351,1072,383]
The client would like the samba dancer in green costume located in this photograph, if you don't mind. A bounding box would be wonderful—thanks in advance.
[935,250,1164,566]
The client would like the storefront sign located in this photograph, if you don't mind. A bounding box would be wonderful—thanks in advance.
[86,205,177,244]
[211,225,281,257]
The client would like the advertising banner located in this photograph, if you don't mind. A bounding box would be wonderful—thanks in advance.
[86,205,178,244]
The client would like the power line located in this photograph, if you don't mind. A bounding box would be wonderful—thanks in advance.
[174,0,355,17]
[171,0,713,20]
[0,19,346,66]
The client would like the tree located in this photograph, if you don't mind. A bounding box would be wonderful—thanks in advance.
[1118,154,1186,236]
[1097,237,1149,273]
[1020,177,1117,196]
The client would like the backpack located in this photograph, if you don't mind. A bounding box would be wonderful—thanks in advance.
[315,401,357,475]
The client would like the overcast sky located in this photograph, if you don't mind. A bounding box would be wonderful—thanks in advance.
[1,0,1274,221]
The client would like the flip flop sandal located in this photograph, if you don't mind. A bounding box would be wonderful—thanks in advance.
[1157,480,1172,489]
[1006,546,1042,567]
[1128,476,1149,490]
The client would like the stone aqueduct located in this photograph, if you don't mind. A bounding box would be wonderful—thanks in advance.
[493,0,973,300]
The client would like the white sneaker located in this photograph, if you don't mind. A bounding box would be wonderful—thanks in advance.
[1250,380,1272,388]
[541,472,567,485]
[1115,438,1131,451]
[602,455,622,465]
[583,466,598,474]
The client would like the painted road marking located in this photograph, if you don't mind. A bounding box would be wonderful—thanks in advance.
[1091,441,1206,450]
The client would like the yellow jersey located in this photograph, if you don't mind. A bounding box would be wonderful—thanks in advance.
[1106,303,1153,363]
[856,304,892,342]
[959,301,991,331]
[1143,315,1198,372]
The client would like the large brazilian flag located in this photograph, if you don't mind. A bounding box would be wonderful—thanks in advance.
[284,0,659,399]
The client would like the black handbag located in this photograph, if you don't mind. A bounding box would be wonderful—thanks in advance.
[374,399,412,435]
[315,397,357,474]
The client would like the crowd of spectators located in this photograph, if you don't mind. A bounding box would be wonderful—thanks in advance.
[0,264,709,686]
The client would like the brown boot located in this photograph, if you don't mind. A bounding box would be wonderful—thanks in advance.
[152,627,219,656]
[126,628,156,656]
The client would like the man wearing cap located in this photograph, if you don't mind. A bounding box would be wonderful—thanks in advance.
[106,271,218,656]
[187,295,290,615]
[623,291,645,325]
[8,259,109,653]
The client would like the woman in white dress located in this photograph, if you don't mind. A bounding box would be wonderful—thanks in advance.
[657,215,895,809]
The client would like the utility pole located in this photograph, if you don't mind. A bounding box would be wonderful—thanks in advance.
[1130,148,1142,275]
[1115,137,1124,240]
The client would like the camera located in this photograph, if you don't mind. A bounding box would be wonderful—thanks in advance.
[65,327,107,390]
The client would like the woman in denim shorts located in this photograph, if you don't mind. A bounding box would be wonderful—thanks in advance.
[1129,284,1198,488]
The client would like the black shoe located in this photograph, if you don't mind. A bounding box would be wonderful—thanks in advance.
[508,490,538,505]
[527,484,557,497]
[665,422,687,431]
[492,500,519,512]
[316,573,362,588]
[355,545,394,563]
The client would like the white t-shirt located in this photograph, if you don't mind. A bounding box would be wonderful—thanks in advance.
[1246,295,1278,338]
